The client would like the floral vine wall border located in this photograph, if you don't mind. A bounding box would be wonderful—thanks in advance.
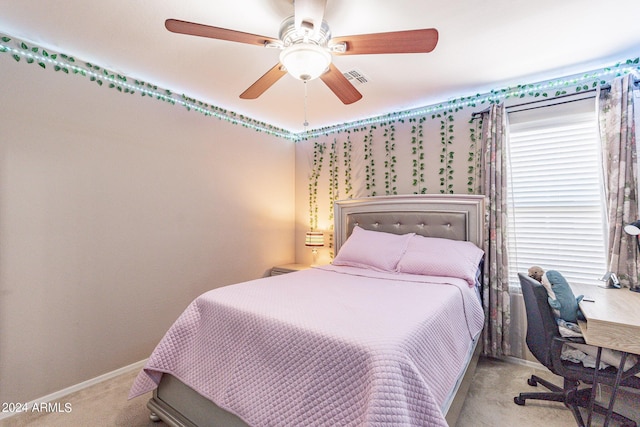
[0,33,292,140]
[468,116,483,194]
[410,117,427,194]
[1,31,637,142]
[308,141,325,231]
[2,31,637,257]
[364,126,376,195]
[383,124,397,195]
[435,111,455,194]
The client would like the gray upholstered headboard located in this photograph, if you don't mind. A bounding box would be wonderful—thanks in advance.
[334,194,485,254]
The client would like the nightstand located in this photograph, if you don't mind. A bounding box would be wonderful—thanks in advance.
[270,263,310,276]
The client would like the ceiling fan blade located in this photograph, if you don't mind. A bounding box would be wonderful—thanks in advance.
[165,19,279,46]
[331,28,438,55]
[320,63,362,105]
[294,0,327,32]
[240,63,287,99]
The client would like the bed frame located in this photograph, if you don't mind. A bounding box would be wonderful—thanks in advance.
[147,194,486,427]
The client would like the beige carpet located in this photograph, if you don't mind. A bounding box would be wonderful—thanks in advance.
[457,358,639,426]
[2,357,638,426]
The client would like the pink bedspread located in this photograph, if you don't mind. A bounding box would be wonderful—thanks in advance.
[130,265,484,426]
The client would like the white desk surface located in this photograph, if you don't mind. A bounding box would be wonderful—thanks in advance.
[571,283,640,355]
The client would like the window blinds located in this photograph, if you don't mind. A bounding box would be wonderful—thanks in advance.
[507,97,608,288]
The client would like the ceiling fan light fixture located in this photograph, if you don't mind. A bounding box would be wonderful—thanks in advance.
[280,43,331,81]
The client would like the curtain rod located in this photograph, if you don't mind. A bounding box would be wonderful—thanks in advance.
[470,77,639,118]
[470,90,595,118]
[507,90,596,115]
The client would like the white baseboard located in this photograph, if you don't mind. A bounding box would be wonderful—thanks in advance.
[0,359,147,421]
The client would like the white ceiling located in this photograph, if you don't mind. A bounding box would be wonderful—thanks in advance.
[1,0,639,133]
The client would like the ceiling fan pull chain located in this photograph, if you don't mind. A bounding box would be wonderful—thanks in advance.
[303,80,309,129]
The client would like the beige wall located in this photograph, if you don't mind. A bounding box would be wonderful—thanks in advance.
[0,59,295,403]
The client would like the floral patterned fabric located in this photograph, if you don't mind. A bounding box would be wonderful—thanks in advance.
[476,104,511,357]
[598,75,639,289]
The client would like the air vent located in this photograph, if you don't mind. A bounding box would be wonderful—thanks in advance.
[343,69,369,86]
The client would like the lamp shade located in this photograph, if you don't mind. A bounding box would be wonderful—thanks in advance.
[305,231,325,247]
[280,43,331,81]
[624,220,640,236]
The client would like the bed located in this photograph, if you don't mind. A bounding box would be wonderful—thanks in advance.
[129,194,486,427]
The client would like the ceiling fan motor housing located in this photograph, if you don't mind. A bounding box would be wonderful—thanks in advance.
[279,15,331,47]
[278,16,333,81]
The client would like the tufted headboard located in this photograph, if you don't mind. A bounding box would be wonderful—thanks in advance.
[334,194,485,254]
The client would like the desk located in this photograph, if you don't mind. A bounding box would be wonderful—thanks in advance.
[570,283,640,427]
[571,283,640,354]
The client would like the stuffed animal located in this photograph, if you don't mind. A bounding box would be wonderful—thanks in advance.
[528,266,545,283]
[541,270,584,323]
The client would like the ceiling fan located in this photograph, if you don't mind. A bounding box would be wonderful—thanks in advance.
[165,0,438,105]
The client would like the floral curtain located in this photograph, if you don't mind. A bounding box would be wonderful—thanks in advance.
[598,75,639,289]
[476,103,511,357]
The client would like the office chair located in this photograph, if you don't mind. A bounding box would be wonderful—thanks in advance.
[514,273,640,427]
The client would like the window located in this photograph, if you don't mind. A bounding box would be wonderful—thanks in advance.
[506,97,608,287]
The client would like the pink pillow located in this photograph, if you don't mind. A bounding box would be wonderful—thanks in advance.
[333,226,414,272]
[397,235,484,286]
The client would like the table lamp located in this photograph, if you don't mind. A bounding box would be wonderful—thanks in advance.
[623,220,640,292]
[305,231,324,265]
